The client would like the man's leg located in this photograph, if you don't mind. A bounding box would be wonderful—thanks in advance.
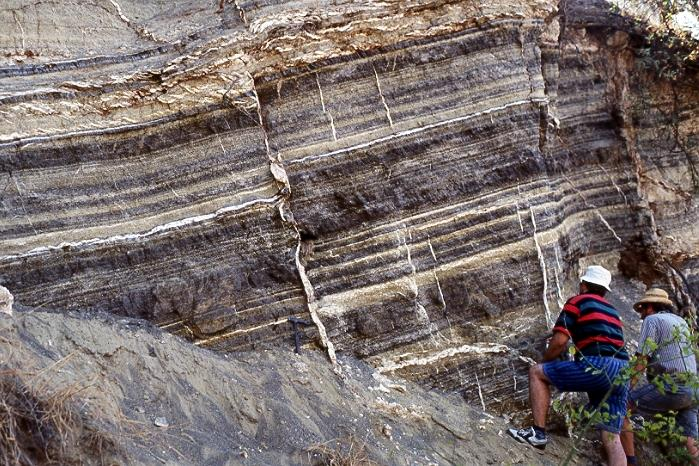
[529,364,551,428]
[677,407,699,464]
[685,437,699,465]
[620,416,635,458]
[600,431,627,466]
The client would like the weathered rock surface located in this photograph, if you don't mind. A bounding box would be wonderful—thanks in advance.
[1,0,697,417]
[0,308,606,465]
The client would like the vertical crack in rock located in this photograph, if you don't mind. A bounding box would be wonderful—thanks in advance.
[12,10,25,50]
[475,373,487,412]
[293,238,338,367]
[400,226,419,301]
[518,28,535,99]
[288,99,548,166]
[427,235,447,312]
[595,212,623,243]
[233,0,248,25]
[598,163,629,206]
[107,0,165,43]
[515,201,525,233]
[249,73,337,365]
[315,73,337,141]
[373,64,394,128]
[399,226,441,345]
[560,169,623,244]
[10,174,38,236]
[529,207,553,327]
[553,245,565,308]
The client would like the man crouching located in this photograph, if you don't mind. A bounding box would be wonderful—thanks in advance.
[508,265,630,466]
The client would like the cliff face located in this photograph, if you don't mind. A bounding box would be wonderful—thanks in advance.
[1,0,697,414]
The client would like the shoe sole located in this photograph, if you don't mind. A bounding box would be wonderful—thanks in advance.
[507,430,546,450]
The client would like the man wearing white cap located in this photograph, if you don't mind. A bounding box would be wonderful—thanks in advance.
[620,288,698,465]
[508,265,629,465]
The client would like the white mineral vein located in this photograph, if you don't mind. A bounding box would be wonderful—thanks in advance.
[377,342,510,373]
[289,98,548,165]
[1,196,282,260]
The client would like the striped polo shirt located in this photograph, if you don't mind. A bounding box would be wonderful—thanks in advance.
[553,293,629,360]
[639,311,696,377]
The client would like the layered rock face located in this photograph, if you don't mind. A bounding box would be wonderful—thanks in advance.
[1,0,697,414]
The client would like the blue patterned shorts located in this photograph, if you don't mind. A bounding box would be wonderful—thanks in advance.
[543,356,629,433]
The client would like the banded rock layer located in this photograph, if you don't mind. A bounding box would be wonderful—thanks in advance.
[1,0,697,413]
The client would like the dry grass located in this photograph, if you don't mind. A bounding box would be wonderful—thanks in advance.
[306,435,379,466]
[0,368,123,466]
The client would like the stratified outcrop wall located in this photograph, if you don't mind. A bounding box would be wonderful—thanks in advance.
[1,0,697,413]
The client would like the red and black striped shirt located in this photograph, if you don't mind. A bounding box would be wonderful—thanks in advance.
[553,293,629,360]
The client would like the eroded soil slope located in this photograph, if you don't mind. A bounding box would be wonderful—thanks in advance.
[0,308,604,465]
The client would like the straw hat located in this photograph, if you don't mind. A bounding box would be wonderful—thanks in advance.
[634,288,674,312]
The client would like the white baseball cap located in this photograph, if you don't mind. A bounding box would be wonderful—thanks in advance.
[580,265,612,291]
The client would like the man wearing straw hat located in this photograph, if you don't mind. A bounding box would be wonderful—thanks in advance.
[508,265,629,465]
[620,288,699,465]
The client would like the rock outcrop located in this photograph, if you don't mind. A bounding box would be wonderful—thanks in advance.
[1,0,697,415]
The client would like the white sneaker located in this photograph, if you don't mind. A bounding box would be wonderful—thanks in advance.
[507,426,548,450]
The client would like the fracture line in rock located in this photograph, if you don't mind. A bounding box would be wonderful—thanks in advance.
[314,176,557,252]
[249,73,272,161]
[108,0,164,43]
[530,207,553,328]
[327,112,338,142]
[11,176,38,236]
[377,342,509,373]
[315,73,327,113]
[289,98,548,165]
[251,72,338,366]
[314,205,624,316]
[561,172,623,244]
[315,73,337,141]
[233,0,248,24]
[427,236,447,311]
[553,243,562,272]
[553,244,564,306]
[515,201,524,233]
[216,133,228,157]
[475,373,487,411]
[399,227,435,341]
[12,11,25,50]
[401,227,419,299]
[427,235,438,263]
[295,238,338,366]
[193,317,289,346]
[595,211,623,243]
[1,196,282,260]
[553,268,564,309]
[518,28,535,98]
[373,65,394,128]
[598,163,628,206]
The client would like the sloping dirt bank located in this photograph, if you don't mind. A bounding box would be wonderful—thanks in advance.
[0,308,604,465]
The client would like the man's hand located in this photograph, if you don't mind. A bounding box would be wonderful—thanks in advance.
[542,331,570,362]
[630,353,648,388]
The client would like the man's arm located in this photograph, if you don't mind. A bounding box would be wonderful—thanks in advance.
[542,331,570,362]
[630,353,648,388]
